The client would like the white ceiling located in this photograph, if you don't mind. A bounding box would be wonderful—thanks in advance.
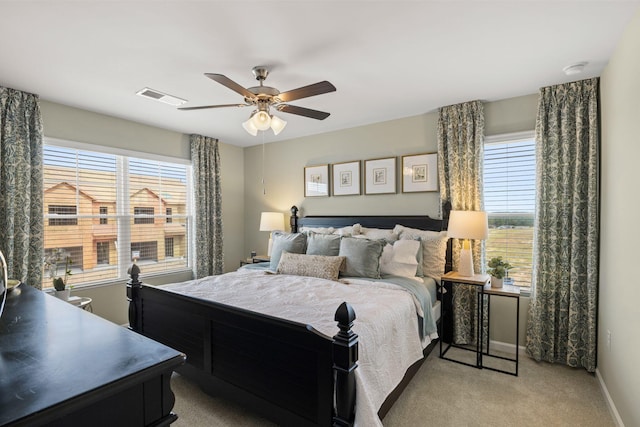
[1,1,638,148]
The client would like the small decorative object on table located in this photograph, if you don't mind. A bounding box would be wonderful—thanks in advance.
[44,248,73,300]
[487,256,513,288]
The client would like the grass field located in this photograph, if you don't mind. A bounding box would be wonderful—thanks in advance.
[486,227,534,287]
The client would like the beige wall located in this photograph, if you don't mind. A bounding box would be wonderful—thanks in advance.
[40,100,245,324]
[599,8,640,426]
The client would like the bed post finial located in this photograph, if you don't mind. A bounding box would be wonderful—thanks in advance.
[126,263,142,332]
[333,302,358,427]
[290,205,299,233]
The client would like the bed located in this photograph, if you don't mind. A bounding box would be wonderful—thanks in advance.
[127,205,452,427]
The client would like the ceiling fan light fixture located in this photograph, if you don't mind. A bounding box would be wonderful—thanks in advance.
[242,117,258,136]
[270,115,287,135]
[252,110,272,131]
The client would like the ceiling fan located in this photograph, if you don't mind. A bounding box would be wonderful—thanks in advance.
[179,66,337,135]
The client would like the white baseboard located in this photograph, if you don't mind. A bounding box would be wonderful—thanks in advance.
[488,339,526,355]
[596,368,625,427]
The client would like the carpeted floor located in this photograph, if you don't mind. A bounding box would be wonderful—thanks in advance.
[171,352,614,426]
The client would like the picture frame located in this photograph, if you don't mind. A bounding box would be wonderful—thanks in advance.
[304,164,330,197]
[402,153,438,192]
[364,157,396,195]
[332,161,361,196]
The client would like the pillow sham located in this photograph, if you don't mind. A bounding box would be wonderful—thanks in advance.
[306,232,342,256]
[380,239,421,279]
[270,231,307,270]
[276,251,345,281]
[338,236,384,278]
[395,225,449,282]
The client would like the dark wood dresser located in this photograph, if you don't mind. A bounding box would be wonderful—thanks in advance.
[0,284,185,426]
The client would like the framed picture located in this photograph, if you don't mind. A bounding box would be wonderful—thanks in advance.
[402,153,438,192]
[332,161,361,196]
[304,164,329,197]
[364,157,396,195]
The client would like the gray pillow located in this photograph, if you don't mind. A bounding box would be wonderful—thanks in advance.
[306,232,342,256]
[270,232,307,270]
[338,237,384,278]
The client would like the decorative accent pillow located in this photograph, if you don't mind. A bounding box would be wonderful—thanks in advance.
[395,225,449,282]
[270,232,307,270]
[306,232,342,256]
[276,251,345,281]
[380,240,421,278]
[338,236,384,278]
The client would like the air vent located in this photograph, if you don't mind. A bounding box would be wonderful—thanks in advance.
[136,87,187,106]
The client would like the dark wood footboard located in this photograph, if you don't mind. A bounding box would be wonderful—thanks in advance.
[127,269,358,427]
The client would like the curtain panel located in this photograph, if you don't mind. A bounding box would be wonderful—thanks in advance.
[190,135,224,278]
[437,100,485,344]
[0,87,44,288]
[526,78,600,372]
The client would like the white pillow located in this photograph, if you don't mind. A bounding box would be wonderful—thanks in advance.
[380,239,420,279]
[300,226,335,234]
[359,226,399,242]
[394,225,449,282]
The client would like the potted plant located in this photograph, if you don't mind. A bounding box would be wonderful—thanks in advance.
[487,256,513,288]
[44,248,73,300]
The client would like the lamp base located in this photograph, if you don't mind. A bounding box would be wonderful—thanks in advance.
[458,248,475,277]
[267,237,273,257]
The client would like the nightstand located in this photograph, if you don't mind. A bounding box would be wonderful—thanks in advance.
[439,271,490,370]
[239,255,270,267]
[439,271,520,376]
[483,283,520,376]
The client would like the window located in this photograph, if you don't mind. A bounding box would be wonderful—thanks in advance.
[45,246,83,271]
[131,241,158,262]
[48,205,78,226]
[483,132,536,291]
[134,207,155,224]
[97,242,110,265]
[165,237,174,258]
[166,207,173,223]
[43,142,192,288]
[99,206,108,225]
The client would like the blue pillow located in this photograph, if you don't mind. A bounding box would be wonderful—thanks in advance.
[306,232,342,256]
[270,232,307,270]
[338,237,384,278]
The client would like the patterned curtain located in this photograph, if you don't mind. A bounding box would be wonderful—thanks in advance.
[526,78,599,372]
[0,87,44,289]
[437,100,485,344]
[190,134,224,278]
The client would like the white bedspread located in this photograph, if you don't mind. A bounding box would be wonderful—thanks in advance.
[162,268,433,427]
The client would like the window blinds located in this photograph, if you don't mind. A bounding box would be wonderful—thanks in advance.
[483,135,536,288]
[43,144,191,289]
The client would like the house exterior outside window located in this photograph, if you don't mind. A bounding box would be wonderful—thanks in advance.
[43,141,192,288]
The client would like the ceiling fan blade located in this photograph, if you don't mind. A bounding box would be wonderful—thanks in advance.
[276,81,336,103]
[276,104,331,120]
[205,73,256,99]
[178,103,249,111]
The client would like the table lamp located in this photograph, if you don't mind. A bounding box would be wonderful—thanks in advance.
[260,212,285,256]
[447,210,488,277]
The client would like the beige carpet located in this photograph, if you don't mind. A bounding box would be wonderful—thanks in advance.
[171,353,614,427]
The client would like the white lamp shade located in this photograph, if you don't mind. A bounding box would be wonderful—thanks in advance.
[242,118,258,136]
[252,110,272,131]
[447,210,489,240]
[259,212,284,231]
[270,115,287,135]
